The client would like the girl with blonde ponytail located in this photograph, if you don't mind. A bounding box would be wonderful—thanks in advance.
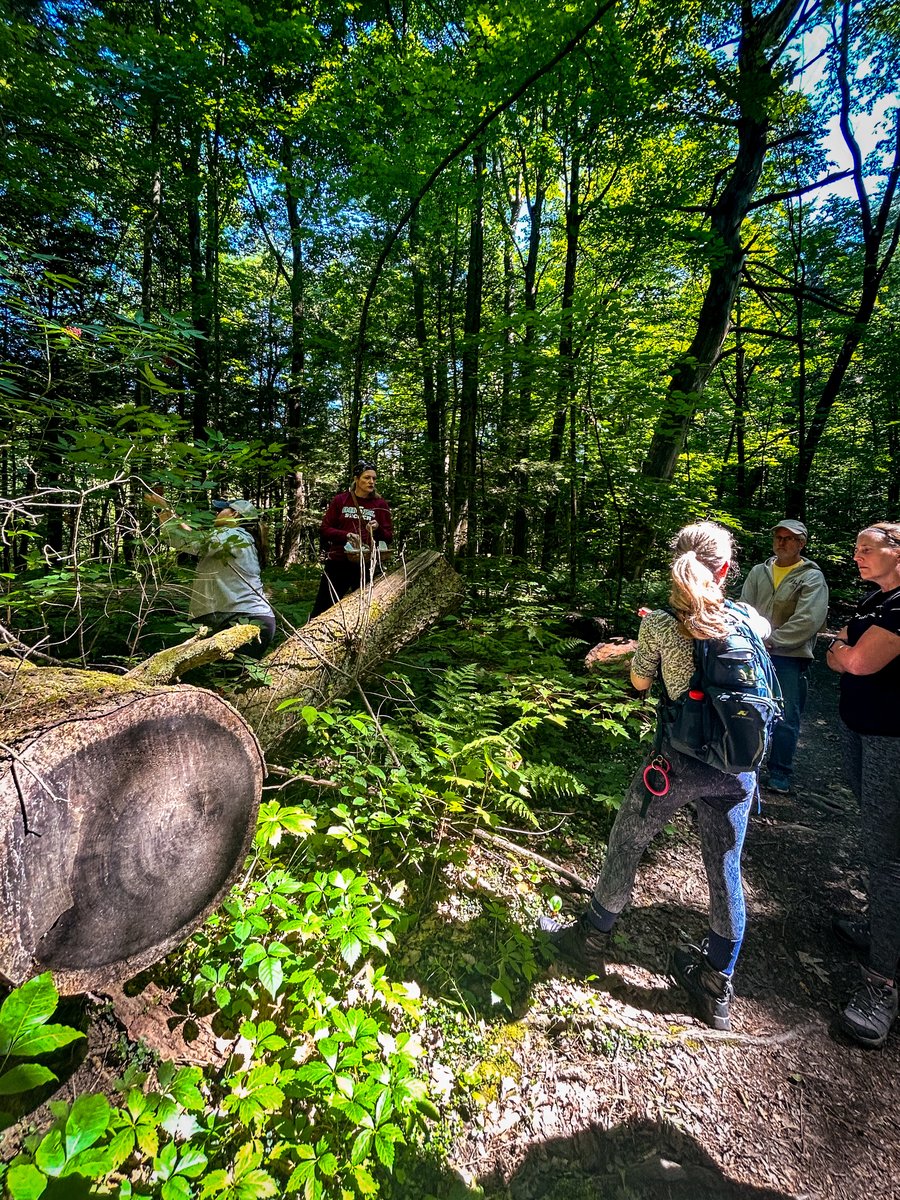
[668,524,735,639]
[541,521,771,1032]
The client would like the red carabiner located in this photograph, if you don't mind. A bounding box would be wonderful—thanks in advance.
[643,755,671,797]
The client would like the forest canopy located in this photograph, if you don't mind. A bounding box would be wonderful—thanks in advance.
[1,0,898,609]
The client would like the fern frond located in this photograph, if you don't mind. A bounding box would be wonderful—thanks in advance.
[520,762,588,801]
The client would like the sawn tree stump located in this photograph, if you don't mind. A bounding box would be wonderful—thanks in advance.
[0,665,263,993]
[0,550,462,994]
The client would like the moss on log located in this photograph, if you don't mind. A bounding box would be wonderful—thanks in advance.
[126,623,261,685]
[234,550,464,757]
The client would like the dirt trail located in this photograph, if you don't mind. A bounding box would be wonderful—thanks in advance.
[456,660,899,1200]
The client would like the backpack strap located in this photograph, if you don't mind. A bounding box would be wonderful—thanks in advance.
[661,604,704,694]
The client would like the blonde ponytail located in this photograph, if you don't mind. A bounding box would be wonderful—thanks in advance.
[668,522,736,639]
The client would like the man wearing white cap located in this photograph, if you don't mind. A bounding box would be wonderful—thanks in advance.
[740,519,829,793]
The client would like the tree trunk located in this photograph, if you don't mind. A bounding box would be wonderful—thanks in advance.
[410,207,447,550]
[185,126,210,440]
[0,665,264,994]
[0,552,462,993]
[637,0,804,494]
[279,136,312,568]
[236,551,464,757]
[450,148,486,558]
[784,11,900,516]
[512,130,547,562]
[541,144,580,570]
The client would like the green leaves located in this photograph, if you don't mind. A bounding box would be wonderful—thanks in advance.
[0,1064,57,1096]
[199,1143,277,1199]
[0,973,85,1131]
[24,1094,114,1185]
[0,973,84,1061]
[151,1139,209,1200]
[4,1163,47,1200]
[286,1139,338,1198]
[64,1094,111,1159]
[255,801,316,849]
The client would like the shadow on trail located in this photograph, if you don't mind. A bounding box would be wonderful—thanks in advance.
[404,1116,797,1199]
[480,1117,799,1199]
[397,877,861,1031]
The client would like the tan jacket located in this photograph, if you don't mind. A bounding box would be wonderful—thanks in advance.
[739,557,828,659]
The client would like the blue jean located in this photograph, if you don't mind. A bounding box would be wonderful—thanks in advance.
[768,655,810,782]
[592,749,755,974]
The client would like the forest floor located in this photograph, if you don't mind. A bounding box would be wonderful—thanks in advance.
[432,657,898,1200]
[5,650,895,1200]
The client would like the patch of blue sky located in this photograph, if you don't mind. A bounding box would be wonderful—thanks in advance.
[789,21,898,203]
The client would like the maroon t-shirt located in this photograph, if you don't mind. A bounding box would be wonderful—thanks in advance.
[321,491,393,561]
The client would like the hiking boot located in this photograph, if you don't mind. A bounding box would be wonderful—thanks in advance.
[831,914,871,957]
[538,913,608,975]
[839,970,898,1049]
[672,943,734,1032]
[766,774,791,795]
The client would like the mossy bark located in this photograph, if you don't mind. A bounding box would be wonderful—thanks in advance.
[0,551,461,993]
[234,550,464,758]
[127,623,261,684]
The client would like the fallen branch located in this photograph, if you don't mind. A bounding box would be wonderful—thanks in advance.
[473,828,593,893]
[0,624,66,667]
[264,766,342,791]
[126,624,261,684]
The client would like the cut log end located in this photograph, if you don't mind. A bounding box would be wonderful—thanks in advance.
[0,672,263,994]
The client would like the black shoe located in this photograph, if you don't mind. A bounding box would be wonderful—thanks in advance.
[839,970,898,1049]
[539,913,608,975]
[831,914,871,957]
[672,944,733,1031]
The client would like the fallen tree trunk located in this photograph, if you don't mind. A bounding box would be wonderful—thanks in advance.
[0,551,463,993]
[0,662,263,994]
[235,549,465,758]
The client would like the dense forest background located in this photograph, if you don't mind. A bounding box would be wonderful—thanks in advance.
[2,0,899,639]
[2,2,900,1198]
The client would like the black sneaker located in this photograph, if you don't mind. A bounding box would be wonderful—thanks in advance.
[839,971,898,1049]
[538,913,608,975]
[672,944,733,1031]
[831,915,871,957]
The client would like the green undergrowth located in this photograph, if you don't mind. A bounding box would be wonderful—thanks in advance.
[1,586,651,1198]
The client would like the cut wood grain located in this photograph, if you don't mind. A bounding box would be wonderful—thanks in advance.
[0,662,263,994]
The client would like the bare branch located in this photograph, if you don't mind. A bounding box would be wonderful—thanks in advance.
[747,169,854,210]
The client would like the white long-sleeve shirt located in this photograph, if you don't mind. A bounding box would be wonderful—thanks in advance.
[160,522,274,620]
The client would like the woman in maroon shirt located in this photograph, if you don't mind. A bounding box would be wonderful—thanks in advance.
[309,461,393,619]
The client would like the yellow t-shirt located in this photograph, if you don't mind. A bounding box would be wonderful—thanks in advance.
[772,561,802,591]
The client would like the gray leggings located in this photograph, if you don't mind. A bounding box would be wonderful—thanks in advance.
[594,748,756,948]
[841,725,900,979]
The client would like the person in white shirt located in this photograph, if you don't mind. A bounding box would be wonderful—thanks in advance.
[144,491,276,652]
